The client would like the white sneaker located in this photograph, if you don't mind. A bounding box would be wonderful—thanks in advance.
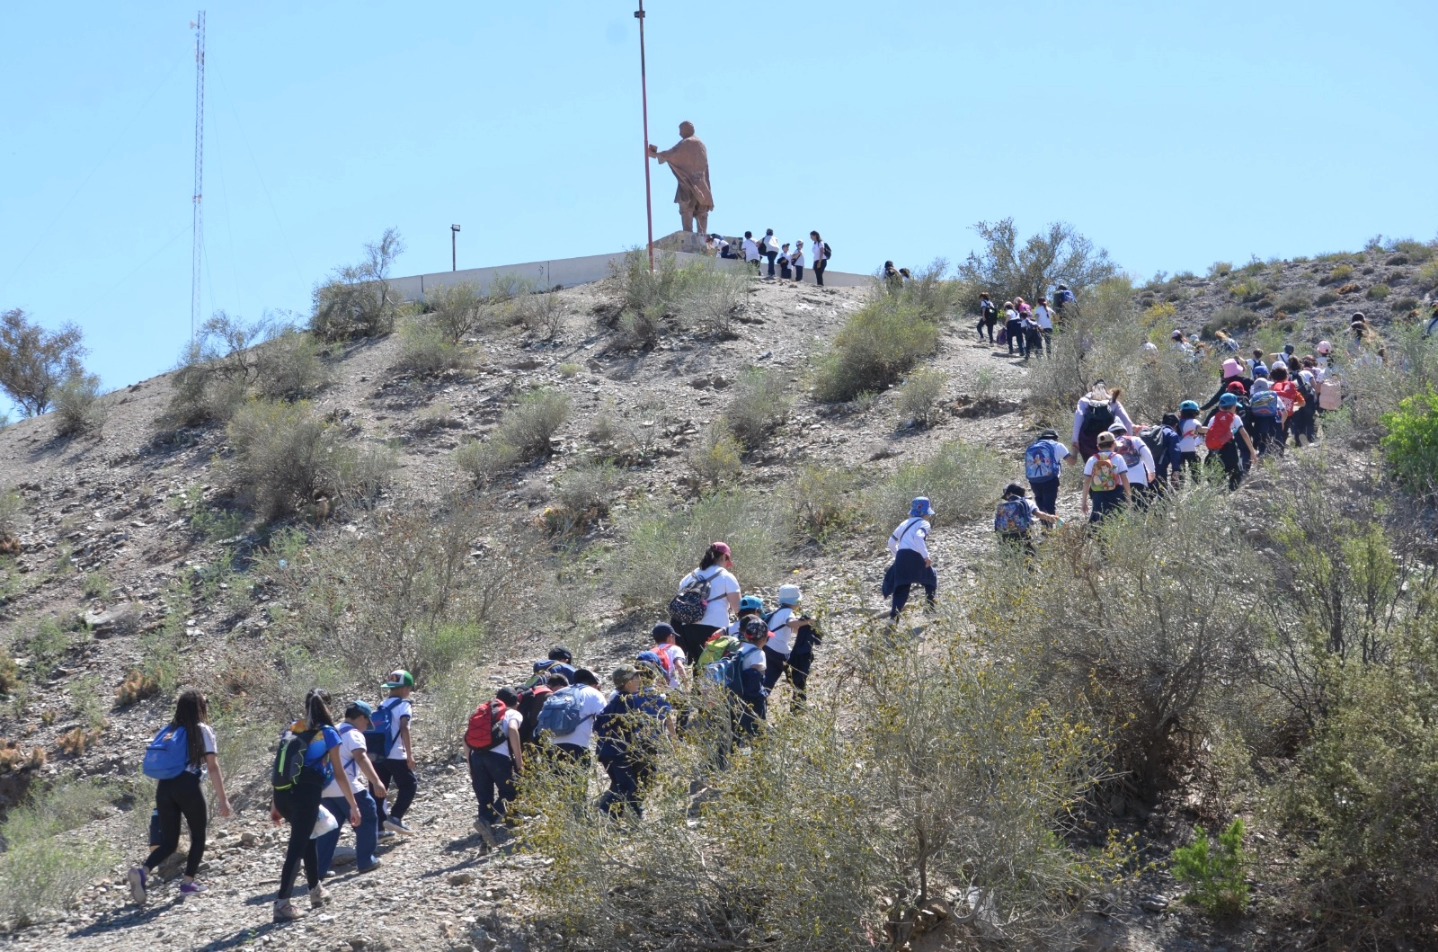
[127,866,148,905]
[383,818,413,835]
[309,882,330,908]
[473,819,497,848]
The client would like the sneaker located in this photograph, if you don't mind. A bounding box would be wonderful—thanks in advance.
[355,860,383,875]
[273,901,306,923]
[383,818,413,835]
[473,819,497,848]
[127,866,148,905]
[179,881,208,897]
[308,883,330,908]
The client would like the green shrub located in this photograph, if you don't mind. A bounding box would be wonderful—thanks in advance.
[1200,304,1261,338]
[166,314,327,426]
[423,282,484,344]
[1209,261,1234,277]
[309,228,404,342]
[517,289,567,340]
[601,252,747,345]
[1275,289,1311,314]
[0,490,22,539]
[896,366,947,427]
[1314,290,1340,307]
[687,422,743,488]
[813,297,942,402]
[723,368,790,450]
[551,460,624,530]
[252,328,328,400]
[1172,819,1251,918]
[453,438,521,484]
[222,399,392,520]
[790,464,865,542]
[396,320,469,374]
[53,372,104,436]
[1327,263,1355,283]
[869,440,1007,528]
[1367,283,1391,301]
[1388,239,1434,263]
[0,779,119,927]
[1382,389,1438,493]
[502,388,570,458]
[25,617,79,673]
[610,490,789,612]
[1415,260,1438,293]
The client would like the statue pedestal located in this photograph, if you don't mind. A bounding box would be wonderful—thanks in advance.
[651,231,709,255]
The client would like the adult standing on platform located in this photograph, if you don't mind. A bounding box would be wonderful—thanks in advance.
[647,121,714,235]
[810,231,829,286]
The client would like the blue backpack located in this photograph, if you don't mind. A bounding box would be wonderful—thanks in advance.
[703,643,756,695]
[1024,441,1061,482]
[536,686,595,736]
[143,725,190,780]
[993,499,1034,536]
[363,698,404,759]
[1250,390,1281,419]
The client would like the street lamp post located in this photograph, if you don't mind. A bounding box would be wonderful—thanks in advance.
[635,0,654,272]
[451,224,461,272]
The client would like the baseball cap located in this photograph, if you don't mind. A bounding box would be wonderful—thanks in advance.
[1219,393,1239,408]
[382,669,415,689]
[345,700,375,720]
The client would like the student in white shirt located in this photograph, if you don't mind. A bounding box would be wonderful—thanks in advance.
[883,497,938,620]
[761,584,819,709]
[470,687,524,848]
[374,670,417,835]
[742,231,761,275]
[1081,431,1132,523]
[791,240,806,282]
[650,623,690,689]
[673,542,741,664]
[546,669,609,765]
[316,701,388,877]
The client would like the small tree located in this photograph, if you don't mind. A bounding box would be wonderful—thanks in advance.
[310,228,406,341]
[959,218,1118,305]
[0,309,86,417]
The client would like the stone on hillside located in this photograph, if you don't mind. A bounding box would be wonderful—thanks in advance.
[82,603,140,637]
[330,846,357,868]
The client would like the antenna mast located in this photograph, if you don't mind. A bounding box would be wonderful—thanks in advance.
[190,11,206,345]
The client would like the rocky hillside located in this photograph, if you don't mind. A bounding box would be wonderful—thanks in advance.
[0,242,1435,952]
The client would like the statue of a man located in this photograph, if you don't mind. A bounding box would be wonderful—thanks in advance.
[648,120,713,234]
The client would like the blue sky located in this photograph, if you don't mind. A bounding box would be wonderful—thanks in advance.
[2,0,1435,412]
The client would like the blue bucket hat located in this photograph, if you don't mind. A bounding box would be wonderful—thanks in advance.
[1253,365,1268,378]
[910,497,936,518]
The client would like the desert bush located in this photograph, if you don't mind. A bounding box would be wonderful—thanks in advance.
[252,328,328,400]
[259,502,514,690]
[1382,388,1438,494]
[454,438,520,485]
[611,489,789,611]
[687,422,743,488]
[1229,278,1266,301]
[1172,819,1251,918]
[868,440,1007,528]
[1314,290,1340,307]
[0,490,22,539]
[167,313,328,426]
[52,372,105,436]
[423,282,483,344]
[1366,283,1391,301]
[959,219,1118,305]
[24,617,80,674]
[0,309,86,417]
[221,399,393,520]
[790,464,865,542]
[1200,304,1261,338]
[896,366,947,427]
[1326,263,1355,284]
[1275,289,1311,314]
[520,628,1126,952]
[115,669,160,706]
[454,390,570,480]
[1414,260,1438,293]
[1209,261,1234,277]
[1391,295,1419,314]
[600,252,746,345]
[723,368,790,450]
[310,228,405,341]
[518,289,566,340]
[1025,278,1150,421]
[1141,301,1178,327]
[551,460,625,531]
[1388,238,1435,263]
[813,295,942,402]
[0,779,119,927]
[1337,324,1438,436]
[396,320,469,374]
[975,485,1272,802]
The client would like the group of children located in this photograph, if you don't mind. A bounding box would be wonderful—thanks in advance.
[707,228,833,285]
[976,289,1074,360]
[129,568,820,923]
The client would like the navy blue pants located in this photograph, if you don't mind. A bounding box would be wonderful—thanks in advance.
[1030,478,1059,516]
[374,760,417,823]
[468,748,516,825]
[886,548,937,618]
[598,757,643,817]
[316,789,379,876]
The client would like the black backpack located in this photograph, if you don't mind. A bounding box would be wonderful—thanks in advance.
[1140,425,1173,472]
[514,685,553,749]
[1296,371,1317,408]
[822,242,832,261]
[1082,401,1116,435]
[271,727,319,792]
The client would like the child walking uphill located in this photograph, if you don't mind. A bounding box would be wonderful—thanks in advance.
[1081,432,1132,523]
[372,669,418,836]
[315,701,387,878]
[270,690,361,923]
[883,497,938,620]
[131,689,232,904]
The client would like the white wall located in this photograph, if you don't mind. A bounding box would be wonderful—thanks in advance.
[389,250,872,303]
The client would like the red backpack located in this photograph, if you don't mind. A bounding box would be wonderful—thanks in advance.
[1205,411,1237,451]
[464,700,508,751]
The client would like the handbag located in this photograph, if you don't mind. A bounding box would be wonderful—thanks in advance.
[311,806,340,839]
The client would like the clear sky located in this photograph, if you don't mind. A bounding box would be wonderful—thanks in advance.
[2,0,1435,412]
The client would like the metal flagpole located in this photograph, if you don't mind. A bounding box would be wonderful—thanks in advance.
[635,0,655,271]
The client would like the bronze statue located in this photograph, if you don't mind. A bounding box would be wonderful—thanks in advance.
[648,120,713,234]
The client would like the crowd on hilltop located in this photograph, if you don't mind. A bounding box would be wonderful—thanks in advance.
[705,228,833,285]
[130,550,820,923]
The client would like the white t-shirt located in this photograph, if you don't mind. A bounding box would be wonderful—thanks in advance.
[549,685,608,749]
[888,517,931,560]
[323,723,370,797]
[765,606,799,657]
[760,234,776,254]
[1034,304,1053,330]
[791,246,805,268]
[1083,451,1129,490]
[679,566,739,630]
[380,697,413,761]
[738,642,765,673]
[743,238,760,262]
[713,239,729,255]
[1113,437,1156,486]
[654,643,687,688]
[184,723,218,776]
[491,708,524,760]
[1177,418,1201,453]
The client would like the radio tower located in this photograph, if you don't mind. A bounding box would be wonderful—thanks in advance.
[190,11,206,345]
